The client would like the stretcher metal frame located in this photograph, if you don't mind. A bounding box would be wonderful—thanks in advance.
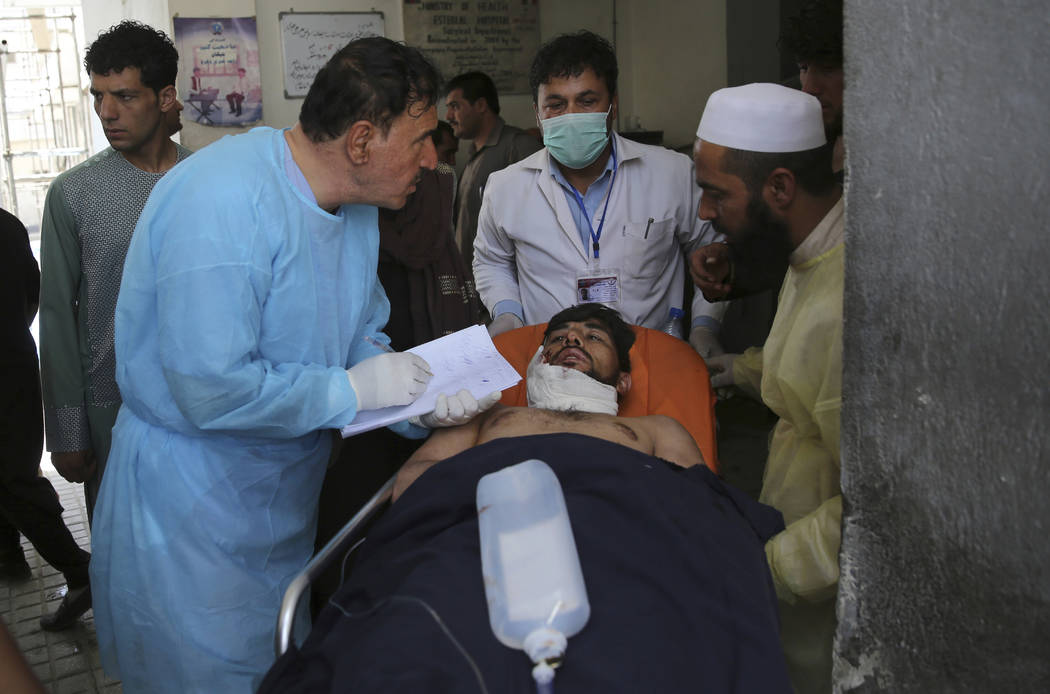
[274,473,396,657]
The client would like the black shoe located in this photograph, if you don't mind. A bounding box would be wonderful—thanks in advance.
[40,584,92,631]
[0,555,31,582]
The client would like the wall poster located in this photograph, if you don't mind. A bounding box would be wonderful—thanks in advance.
[173,17,262,127]
[403,1,540,95]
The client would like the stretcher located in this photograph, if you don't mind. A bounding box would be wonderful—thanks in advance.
[274,324,721,659]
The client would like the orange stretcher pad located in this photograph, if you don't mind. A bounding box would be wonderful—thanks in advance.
[492,324,719,473]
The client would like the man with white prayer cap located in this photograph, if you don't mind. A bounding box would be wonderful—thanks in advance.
[695,82,844,694]
[690,0,844,304]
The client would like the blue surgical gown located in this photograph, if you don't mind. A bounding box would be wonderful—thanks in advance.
[89,127,420,693]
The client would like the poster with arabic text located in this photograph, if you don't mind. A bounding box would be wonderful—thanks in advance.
[173,17,262,127]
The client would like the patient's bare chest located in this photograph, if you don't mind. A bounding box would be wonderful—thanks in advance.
[477,407,653,454]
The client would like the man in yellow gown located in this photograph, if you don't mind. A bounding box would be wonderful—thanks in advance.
[695,83,844,693]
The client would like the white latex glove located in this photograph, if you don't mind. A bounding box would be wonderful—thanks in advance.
[487,312,524,337]
[689,325,725,360]
[705,352,739,389]
[346,352,432,411]
[418,389,502,428]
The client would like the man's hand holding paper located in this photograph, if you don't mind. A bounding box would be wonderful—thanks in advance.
[417,389,502,429]
[341,325,521,437]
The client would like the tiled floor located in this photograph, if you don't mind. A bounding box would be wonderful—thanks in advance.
[1,462,121,694]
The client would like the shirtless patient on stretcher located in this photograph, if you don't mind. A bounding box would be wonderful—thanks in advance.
[393,304,706,500]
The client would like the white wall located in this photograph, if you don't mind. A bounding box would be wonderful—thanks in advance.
[620,0,726,150]
[83,0,727,153]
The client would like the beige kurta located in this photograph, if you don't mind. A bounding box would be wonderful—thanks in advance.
[733,197,844,693]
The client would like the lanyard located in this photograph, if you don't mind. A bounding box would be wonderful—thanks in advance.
[569,141,619,261]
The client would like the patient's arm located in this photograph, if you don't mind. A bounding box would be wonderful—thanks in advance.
[392,408,489,501]
[648,415,706,469]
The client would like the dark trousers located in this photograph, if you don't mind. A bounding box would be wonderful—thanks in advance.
[0,363,90,588]
[226,91,244,115]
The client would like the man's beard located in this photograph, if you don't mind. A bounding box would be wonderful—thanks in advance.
[712,193,794,266]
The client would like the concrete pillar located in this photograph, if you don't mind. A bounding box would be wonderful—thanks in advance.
[837,1,1050,691]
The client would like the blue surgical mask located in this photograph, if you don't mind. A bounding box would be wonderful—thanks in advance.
[541,107,612,169]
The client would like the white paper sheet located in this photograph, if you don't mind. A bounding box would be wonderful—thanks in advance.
[340,324,522,438]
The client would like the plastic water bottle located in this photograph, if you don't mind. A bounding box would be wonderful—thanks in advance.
[477,459,590,692]
[662,307,685,339]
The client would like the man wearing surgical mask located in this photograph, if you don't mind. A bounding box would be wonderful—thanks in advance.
[473,31,726,360]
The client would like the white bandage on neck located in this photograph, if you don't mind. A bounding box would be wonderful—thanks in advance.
[525,348,619,416]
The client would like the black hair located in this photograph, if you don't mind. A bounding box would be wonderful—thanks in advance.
[779,0,843,66]
[445,72,500,115]
[84,21,178,94]
[431,120,456,146]
[529,30,618,103]
[543,304,635,374]
[299,37,441,142]
[722,143,837,198]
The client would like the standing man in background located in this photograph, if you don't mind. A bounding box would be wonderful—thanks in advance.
[432,119,459,168]
[696,83,844,693]
[789,0,844,179]
[445,71,541,269]
[473,31,725,358]
[39,20,190,523]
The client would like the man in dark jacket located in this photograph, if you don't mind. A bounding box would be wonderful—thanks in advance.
[0,208,92,630]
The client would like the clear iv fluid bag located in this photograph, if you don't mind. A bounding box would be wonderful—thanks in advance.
[477,459,590,650]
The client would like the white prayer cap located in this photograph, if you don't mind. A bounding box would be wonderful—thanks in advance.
[696,83,826,153]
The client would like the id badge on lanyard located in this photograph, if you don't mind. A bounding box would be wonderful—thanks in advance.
[576,265,621,305]
[573,143,620,306]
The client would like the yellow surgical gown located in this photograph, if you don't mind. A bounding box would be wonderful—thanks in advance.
[732,198,844,693]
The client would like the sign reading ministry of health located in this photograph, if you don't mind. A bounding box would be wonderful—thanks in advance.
[403,0,540,95]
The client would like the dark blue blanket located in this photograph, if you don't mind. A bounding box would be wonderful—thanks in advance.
[260,433,791,693]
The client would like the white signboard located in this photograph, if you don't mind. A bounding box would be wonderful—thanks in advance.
[278,12,385,98]
[403,0,540,95]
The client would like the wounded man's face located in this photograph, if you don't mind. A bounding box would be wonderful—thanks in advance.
[541,320,622,387]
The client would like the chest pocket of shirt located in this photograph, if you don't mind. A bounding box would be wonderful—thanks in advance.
[621,217,675,278]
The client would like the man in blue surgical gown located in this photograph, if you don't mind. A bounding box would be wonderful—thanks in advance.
[89,38,496,693]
